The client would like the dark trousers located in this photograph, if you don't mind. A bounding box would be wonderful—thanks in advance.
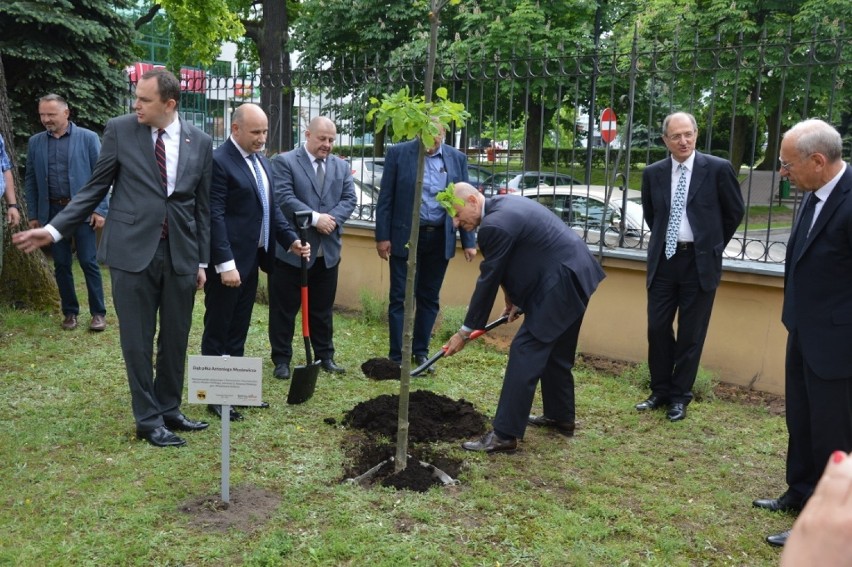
[492,313,585,440]
[785,329,852,501]
[646,248,716,404]
[387,227,449,361]
[49,203,106,316]
[110,240,197,431]
[201,254,260,357]
[269,256,338,364]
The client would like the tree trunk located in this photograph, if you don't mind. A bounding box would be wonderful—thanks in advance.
[523,96,549,171]
[0,54,58,309]
[728,114,749,174]
[260,0,293,154]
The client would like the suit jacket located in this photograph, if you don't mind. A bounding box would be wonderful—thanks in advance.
[210,138,297,274]
[24,122,109,224]
[376,139,476,259]
[783,165,852,379]
[641,151,744,291]
[270,145,356,269]
[464,196,605,342]
[49,114,212,275]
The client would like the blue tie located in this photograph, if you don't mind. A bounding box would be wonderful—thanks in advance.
[250,154,270,250]
[665,163,688,259]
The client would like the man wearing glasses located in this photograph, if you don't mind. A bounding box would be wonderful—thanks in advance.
[636,111,744,422]
[753,119,852,547]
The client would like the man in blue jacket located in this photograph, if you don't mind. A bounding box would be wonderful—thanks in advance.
[25,94,109,331]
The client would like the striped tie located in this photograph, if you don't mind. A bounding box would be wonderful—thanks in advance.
[250,154,270,250]
[155,129,168,238]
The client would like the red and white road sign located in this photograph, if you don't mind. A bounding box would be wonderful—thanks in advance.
[600,108,617,144]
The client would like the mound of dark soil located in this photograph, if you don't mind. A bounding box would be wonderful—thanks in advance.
[361,357,401,380]
[342,389,488,442]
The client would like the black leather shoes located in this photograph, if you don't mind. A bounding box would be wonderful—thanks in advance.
[462,430,518,453]
[667,402,687,421]
[635,395,667,411]
[528,415,576,437]
[766,530,791,547]
[320,358,346,374]
[273,363,290,380]
[164,413,209,432]
[753,491,804,513]
[413,355,435,374]
[207,404,244,421]
[136,425,186,447]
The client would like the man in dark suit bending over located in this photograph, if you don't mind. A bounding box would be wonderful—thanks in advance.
[14,69,212,447]
[753,119,852,547]
[443,183,605,453]
[637,112,744,422]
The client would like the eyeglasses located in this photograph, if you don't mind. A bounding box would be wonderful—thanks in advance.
[779,154,812,171]
[665,131,696,143]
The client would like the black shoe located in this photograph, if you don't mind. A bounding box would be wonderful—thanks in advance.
[413,355,435,374]
[462,430,518,453]
[207,404,244,421]
[164,413,209,432]
[320,358,346,374]
[666,402,687,421]
[753,491,804,513]
[528,415,576,437]
[273,363,290,380]
[635,395,667,411]
[136,425,186,447]
[766,530,791,547]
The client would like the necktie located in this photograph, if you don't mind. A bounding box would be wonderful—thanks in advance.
[315,158,325,189]
[664,163,688,259]
[791,193,820,261]
[155,129,169,238]
[250,154,270,250]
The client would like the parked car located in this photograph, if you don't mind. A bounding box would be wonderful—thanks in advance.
[479,171,583,196]
[467,164,495,188]
[478,170,523,196]
[348,157,384,189]
[349,178,379,221]
[519,185,650,249]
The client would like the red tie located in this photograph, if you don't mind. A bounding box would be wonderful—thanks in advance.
[156,129,169,238]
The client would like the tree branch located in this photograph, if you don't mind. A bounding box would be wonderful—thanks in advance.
[134,4,162,30]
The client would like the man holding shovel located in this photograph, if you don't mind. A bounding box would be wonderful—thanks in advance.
[442,183,605,453]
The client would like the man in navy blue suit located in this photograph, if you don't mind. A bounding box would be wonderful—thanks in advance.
[638,111,744,422]
[444,183,605,453]
[375,124,477,369]
[202,103,309,421]
[753,119,852,547]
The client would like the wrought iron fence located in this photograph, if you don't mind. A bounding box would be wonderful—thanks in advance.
[152,25,851,264]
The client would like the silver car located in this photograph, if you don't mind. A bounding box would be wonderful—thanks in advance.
[348,157,384,189]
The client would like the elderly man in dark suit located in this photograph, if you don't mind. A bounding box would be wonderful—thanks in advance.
[375,125,477,369]
[443,183,605,453]
[753,119,852,547]
[202,103,309,421]
[638,111,744,422]
[269,116,356,378]
[14,69,212,447]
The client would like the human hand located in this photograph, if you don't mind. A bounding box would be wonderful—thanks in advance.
[376,240,391,260]
[220,269,241,288]
[315,213,336,235]
[196,268,206,290]
[28,219,41,229]
[12,228,52,253]
[463,247,477,262]
[6,206,20,227]
[443,331,470,357]
[290,240,311,259]
[781,450,852,566]
[89,213,105,229]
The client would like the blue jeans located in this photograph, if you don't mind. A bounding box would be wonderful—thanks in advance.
[387,227,449,361]
[49,204,106,316]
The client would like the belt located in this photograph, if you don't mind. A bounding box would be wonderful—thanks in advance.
[676,241,694,251]
[419,224,443,232]
[49,197,71,206]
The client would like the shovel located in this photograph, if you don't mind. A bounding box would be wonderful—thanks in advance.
[410,312,521,376]
[287,210,322,405]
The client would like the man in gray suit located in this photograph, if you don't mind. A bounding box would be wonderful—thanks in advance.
[268,116,356,378]
[14,69,213,447]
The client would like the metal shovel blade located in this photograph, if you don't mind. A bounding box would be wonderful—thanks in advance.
[287,361,321,404]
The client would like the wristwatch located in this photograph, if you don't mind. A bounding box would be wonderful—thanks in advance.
[6,203,19,210]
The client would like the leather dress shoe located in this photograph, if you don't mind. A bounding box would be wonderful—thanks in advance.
[89,314,106,332]
[207,404,244,421]
[766,529,791,547]
[136,425,186,447]
[413,355,435,374]
[61,314,78,330]
[462,430,518,453]
[273,363,290,380]
[753,491,803,513]
[320,358,346,374]
[667,402,687,421]
[164,413,209,431]
[528,415,576,437]
[635,395,666,411]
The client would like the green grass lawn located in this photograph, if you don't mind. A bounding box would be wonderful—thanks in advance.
[0,265,793,566]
